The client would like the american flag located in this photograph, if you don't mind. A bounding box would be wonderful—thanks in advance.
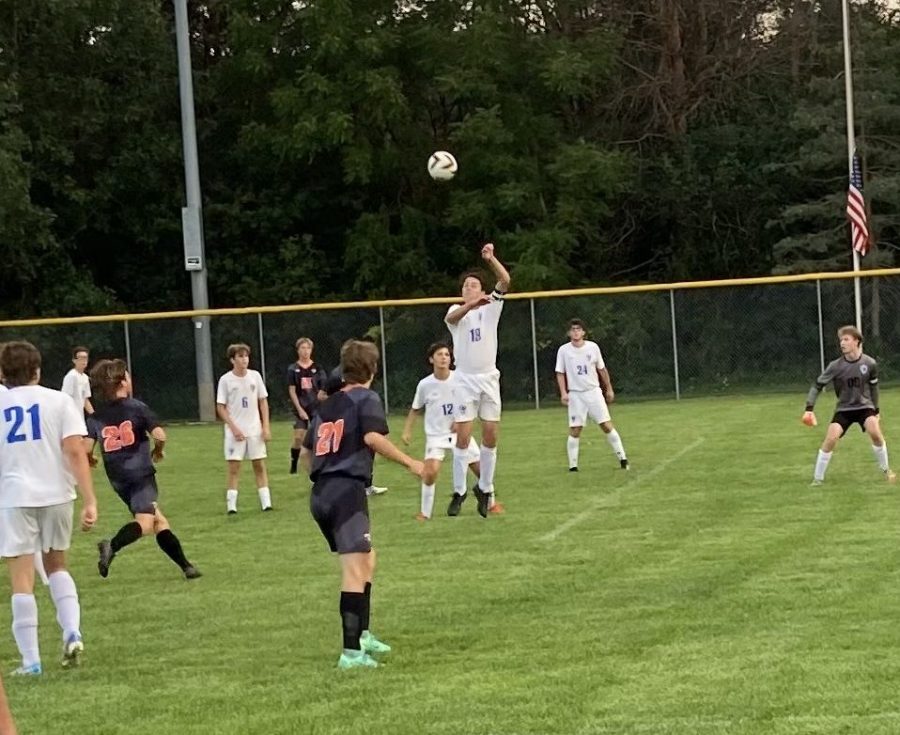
[847,153,870,257]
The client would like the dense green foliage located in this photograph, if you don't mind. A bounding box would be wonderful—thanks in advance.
[0,1,898,317]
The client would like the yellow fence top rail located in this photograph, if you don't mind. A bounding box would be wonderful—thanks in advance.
[2,267,899,328]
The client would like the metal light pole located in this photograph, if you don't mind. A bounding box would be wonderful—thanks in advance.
[841,0,863,332]
[174,0,216,421]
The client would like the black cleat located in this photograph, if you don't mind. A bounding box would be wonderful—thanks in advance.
[569,467,579,472]
[620,459,630,470]
[227,509,237,515]
[447,492,467,516]
[183,565,203,580]
[262,506,274,512]
[473,485,491,518]
[97,540,114,578]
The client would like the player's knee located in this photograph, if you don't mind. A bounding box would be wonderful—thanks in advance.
[599,422,613,434]
[422,467,438,485]
[569,427,582,438]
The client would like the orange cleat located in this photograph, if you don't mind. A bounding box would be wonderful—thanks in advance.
[488,502,505,515]
[414,512,430,521]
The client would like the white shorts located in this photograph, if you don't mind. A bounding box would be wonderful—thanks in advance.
[224,433,268,461]
[0,503,74,558]
[424,435,481,463]
[454,370,502,423]
[568,389,611,428]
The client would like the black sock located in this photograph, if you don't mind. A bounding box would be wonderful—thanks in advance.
[156,529,190,570]
[340,591,366,650]
[290,448,300,464]
[111,521,143,553]
[362,582,372,632]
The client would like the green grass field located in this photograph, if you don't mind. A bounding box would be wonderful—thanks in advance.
[7,391,900,734]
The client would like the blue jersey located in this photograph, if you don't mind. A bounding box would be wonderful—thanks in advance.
[88,398,160,485]
[303,387,388,483]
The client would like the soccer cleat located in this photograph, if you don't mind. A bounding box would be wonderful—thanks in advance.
[366,485,388,496]
[62,633,83,669]
[97,540,115,578]
[10,663,41,677]
[414,512,430,522]
[473,485,491,518]
[620,459,630,470]
[569,467,579,472]
[489,502,505,515]
[360,631,391,655]
[886,470,897,484]
[262,506,273,512]
[338,650,378,669]
[183,565,203,580]
[227,508,237,515]
[810,479,824,487]
[447,492,467,516]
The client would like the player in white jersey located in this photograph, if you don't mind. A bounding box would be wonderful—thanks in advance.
[216,343,273,514]
[401,343,480,520]
[0,351,49,588]
[60,345,94,417]
[555,319,629,472]
[444,242,511,518]
[0,342,98,676]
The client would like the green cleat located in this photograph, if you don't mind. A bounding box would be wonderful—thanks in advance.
[361,630,391,655]
[338,649,379,670]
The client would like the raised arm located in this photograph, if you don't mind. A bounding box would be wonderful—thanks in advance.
[445,296,491,326]
[482,243,510,292]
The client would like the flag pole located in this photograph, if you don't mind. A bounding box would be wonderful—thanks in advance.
[842,0,863,331]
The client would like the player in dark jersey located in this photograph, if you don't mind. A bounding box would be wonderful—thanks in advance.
[287,337,326,474]
[301,340,423,670]
[803,325,896,486]
[87,359,201,580]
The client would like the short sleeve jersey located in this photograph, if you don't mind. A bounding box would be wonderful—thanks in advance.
[61,369,91,410]
[816,353,878,411]
[445,291,505,374]
[88,398,160,484]
[555,341,606,392]
[216,370,269,436]
[0,385,87,508]
[286,361,326,415]
[303,387,389,483]
[411,373,458,443]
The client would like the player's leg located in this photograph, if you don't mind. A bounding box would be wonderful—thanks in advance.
[599,422,629,469]
[466,436,481,481]
[449,414,475,516]
[41,503,83,669]
[6,551,40,675]
[290,419,307,475]
[812,420,845,485]
[152,508,202,579]
[225,451,242,514]
[864,414,896,482]
[418,457,442,520]
[248,435,272,511]
[475,374,503,516]
[33,545,49,586]
[97,481,150,578]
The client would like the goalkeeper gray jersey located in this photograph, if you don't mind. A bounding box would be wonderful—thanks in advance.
[808,353,878,412]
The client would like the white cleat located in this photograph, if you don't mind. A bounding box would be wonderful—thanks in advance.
[62,633,83,669]
[810,479,824,487]
[366,485,388,496]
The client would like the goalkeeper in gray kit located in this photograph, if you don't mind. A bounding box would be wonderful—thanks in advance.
[803,325,895,485]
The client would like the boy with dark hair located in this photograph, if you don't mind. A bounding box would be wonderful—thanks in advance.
[89,359,201,580]
[302,340,423,669]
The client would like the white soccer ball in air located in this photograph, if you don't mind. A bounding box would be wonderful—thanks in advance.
[428,151,458,181]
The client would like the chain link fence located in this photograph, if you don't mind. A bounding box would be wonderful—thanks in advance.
[3,275,899,421]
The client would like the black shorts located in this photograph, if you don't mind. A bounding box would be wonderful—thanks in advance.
[293,417,309,430]
[832,408,878,436]
[309,476,371,554]
[111,475,159,516]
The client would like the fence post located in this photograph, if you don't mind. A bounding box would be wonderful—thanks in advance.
[530,298,540,410]
[670,289,681,401]
[379,306,390,414]
[123,320,132,375]
[257,312,267,382]
[816,279,825,374]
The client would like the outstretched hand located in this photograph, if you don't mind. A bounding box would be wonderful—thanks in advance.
[481,242,495,261]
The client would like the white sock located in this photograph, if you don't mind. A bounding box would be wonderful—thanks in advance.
[814,450,832,481]
[258,486,272,510]
[11,594,40,668]
[226,489,238,512]
[452,447,469,495]
[421,483,435,518]
[478,446,497,494]
[606,430,627,461]
[872,443,890,473]
[34,551,49,586]
[567,436,580,468]
[48,571,80,642]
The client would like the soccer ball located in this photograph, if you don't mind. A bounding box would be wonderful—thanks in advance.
[428,151,458,181]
